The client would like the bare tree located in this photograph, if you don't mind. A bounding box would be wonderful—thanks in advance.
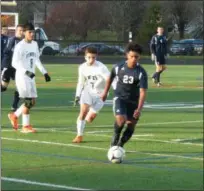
[45,1,108,40]
[162,1,198,39]
[105,0,147,41]
[187,1,203,38]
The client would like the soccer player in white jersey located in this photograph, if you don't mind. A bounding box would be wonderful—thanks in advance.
[73,47,110,143]
[8,23,51,133]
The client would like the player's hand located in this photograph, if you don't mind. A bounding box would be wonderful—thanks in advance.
[133,109,141,120]
[25,71,35,79]
[44,73,51,82]
[73,96,80,107]
[100,92,107,102]
[151,53,155,61]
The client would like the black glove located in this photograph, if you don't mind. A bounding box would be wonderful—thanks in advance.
[44,73,51,82]
[25,71,35,79]
[73,96,80,107]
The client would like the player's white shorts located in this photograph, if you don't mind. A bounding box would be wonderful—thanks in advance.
[15,74,37,98]
[80,89,104,113]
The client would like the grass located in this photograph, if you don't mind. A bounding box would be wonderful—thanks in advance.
[1,64,203,190]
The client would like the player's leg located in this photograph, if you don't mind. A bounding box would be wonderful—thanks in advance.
[111,97,127,147]
[73,89,91,143]
[1,68,11,92]
[21,98,36,133]
[8,75,25,130]
[10,68,20,111]
[19,79,37,133]
[73,103,90,143]
[11,90,20,112]
[152,55,160,84]
[117,103,138,147]
[156,55,166,86]
[85,96,104,123]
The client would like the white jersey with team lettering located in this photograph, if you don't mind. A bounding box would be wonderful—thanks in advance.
[75,60,110,113]
[12,39,47,98]
[76,60,110,97]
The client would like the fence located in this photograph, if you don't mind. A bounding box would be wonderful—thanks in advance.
[38,39,203,57]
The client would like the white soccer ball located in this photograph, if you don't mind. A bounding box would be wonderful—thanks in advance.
[107,146,125,164]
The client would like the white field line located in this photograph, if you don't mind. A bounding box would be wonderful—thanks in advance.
[87,134,203,147]
[1,120,203,132]
[1,119,203,134]
[1,177,92,190]
[1,137,203,161]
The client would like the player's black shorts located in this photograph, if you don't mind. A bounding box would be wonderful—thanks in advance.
[113,97,138,120]
[1,67,16,83]
[155,54,166,65]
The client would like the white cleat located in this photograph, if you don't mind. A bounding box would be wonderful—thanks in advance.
[157,82,162,87]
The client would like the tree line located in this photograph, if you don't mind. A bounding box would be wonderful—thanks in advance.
[16,0,203,43]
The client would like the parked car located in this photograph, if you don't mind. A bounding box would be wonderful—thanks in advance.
[60,44,78,55]
[170,42,194,55]
[35,27,60,56]
[169,39,204,55]
[179,39,204,55]
[77,43,124,55]
[60,43,91,56]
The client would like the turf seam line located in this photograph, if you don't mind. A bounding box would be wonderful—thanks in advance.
[2,137,203,161]
[1,177,92,190]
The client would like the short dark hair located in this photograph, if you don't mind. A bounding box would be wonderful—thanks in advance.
[85,46,98,54]
[125,42,143,54]
[24,23,35,31]
[16,24,24,29]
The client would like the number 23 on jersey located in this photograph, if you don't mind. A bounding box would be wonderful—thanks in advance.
[123,75,134,84]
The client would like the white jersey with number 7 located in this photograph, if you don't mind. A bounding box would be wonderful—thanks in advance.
[76,61,110,97]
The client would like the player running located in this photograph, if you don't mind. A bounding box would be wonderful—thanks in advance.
[8,23,51,133]
[73,47,110,143]
[101,42,148,148]
[1,24,24,111]
[150,26,168,87]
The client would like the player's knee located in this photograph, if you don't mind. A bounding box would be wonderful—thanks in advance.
[24,98,35,109]
[79,112,87,120]
[116,117,126,127]
[85,113,97,123]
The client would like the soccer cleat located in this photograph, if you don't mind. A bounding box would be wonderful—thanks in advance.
[8,112,18,130]
[152,77,156,84]
[72,136,83,143]
[21,125,37,133]
[157,82,162,87]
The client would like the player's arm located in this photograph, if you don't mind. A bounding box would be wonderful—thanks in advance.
[164,36,168,57]
[95,65,110,89]
[101,66,116,101]
[74,65,85,106]
[133,70,148,119]
[12,45,27,74]
[35,43,51,82]
[150,36,156,60]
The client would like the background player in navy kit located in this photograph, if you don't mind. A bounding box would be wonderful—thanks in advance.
[1,24,24,111]
[1,25,9,67]
[150,26,168,87]
[101,42,148,148]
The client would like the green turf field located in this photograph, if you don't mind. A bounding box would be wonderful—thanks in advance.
[1,64,203,190]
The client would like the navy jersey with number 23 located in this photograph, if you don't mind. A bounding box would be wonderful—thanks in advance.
[110,62,148,102]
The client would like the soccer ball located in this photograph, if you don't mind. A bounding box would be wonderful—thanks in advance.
[107,146,125,164]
